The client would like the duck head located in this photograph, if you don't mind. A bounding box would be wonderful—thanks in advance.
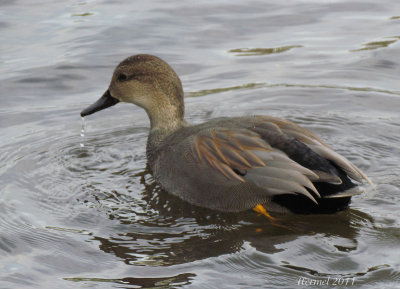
[80,54,185,130]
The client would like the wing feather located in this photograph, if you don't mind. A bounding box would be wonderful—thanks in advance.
[256,115,373,187]
[191,128,322,203]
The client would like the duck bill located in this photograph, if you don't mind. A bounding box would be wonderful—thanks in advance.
[80,90,119,117]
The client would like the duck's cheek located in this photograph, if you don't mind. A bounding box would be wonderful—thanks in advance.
[109,82,138,102]
[130,94,154,109]
[109,85,127,102]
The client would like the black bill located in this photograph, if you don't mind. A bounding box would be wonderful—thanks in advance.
[80,90,119,117]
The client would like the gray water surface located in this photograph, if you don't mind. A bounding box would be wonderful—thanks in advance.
[1,1,400,288]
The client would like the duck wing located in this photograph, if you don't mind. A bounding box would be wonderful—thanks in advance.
[189,128,322,204]
[251,115,373,187]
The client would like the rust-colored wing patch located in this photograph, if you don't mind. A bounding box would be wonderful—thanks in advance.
[256,115,325,145]
[192,129,271,182]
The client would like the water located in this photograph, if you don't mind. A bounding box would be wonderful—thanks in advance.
[1,0,400,288]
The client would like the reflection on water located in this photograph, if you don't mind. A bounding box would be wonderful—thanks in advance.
[228,45,303,56]
[187,83,264,97]
[188,81,400,98]
[71,12,94,17]
[1,0,400,288]
[351,36,400,52]
[64,273,196,288]
[88,169,375,267]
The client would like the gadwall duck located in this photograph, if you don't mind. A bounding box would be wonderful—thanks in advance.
[81,54,372,218]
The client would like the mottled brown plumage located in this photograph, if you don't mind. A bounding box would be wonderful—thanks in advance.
[81,54,372,215]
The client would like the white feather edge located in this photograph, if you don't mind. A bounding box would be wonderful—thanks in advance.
[307,143,375,188]
[247,150,321,204]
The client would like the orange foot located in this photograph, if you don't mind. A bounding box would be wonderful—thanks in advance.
[253,204,276,222]
[253,204,296,231]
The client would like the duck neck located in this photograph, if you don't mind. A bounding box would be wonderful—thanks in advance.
[146,104,187,149]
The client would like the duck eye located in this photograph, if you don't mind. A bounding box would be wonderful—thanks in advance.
[118,73,128,81]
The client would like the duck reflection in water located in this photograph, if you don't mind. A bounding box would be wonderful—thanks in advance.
[89,169,374,268]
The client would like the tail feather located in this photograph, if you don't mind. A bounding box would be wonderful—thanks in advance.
[272,164,360,214]
[323,186,364,199]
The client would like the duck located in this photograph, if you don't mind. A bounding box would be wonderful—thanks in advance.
[80,54,372,219]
